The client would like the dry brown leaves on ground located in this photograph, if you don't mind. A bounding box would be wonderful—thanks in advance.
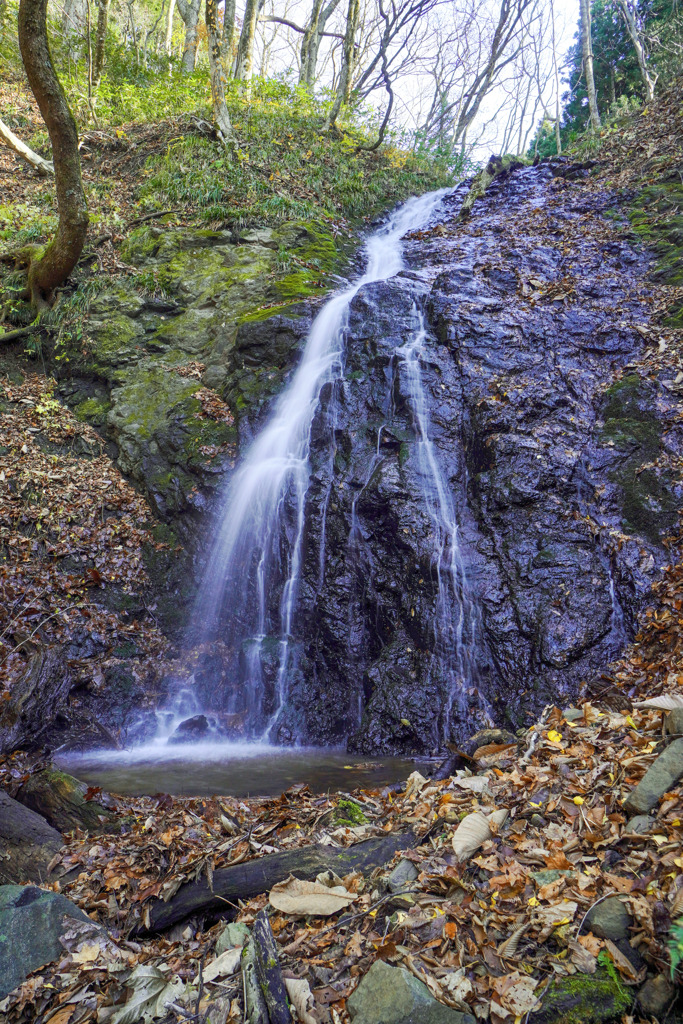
[0,372,171,706]
[0,682,681,1023]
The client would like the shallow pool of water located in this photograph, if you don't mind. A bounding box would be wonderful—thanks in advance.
[58,741,420,798]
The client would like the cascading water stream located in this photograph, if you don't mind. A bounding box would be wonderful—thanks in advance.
[394,307,488,733]
[185,186,481,741]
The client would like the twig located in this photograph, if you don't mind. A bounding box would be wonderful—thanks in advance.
[126,208,182,228]
[576,890,618,936]
[1,603,80,663]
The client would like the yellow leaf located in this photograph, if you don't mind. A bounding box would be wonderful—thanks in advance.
[528,896,539,907]
[573,796,585,806]
[547,730,563,744]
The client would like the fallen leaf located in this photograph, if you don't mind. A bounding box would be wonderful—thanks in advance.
[284,977,318,1024]
[269,876,357,916]
[203,947,242,982]
[452,809,508,861]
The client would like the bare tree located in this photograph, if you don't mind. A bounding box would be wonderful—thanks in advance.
[615,0,657,101]
[580,0,600,128]
[414,0,544,158]
[222,0,238,63]
[206,0,234,143]
[15,0,89,308]
[324,0,360,127]
[550,0,561,152]
[175,0,201,71]
[164,0,176,54]
[300,0,343,87]
[235,0,266,85]
[92,0,110,84]
[62,0,87,40]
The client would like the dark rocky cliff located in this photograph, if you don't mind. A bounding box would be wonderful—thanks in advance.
[245,163,682,752]
[57,161,683,754]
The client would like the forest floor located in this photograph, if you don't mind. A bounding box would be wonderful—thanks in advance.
[1,65,683,1024]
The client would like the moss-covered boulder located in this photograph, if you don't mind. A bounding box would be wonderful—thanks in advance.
[629,178,683,325]
[17,767,117,834]
[62,218,344,529]
[530,968,631,1024]
[0,792,63,886]
[598,373,678,544]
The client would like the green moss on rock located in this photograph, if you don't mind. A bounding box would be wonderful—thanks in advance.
[530,968,631,1024]
[629,181,683,323]
[599,374,677,544]
[335,799,368,826]
[74,396,112,424]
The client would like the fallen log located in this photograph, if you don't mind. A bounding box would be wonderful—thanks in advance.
[0,117,54,176]
[143,830,416,933]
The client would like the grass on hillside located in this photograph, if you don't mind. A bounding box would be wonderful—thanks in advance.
[0,9,458,242]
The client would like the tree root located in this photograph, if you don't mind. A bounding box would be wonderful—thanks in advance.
[0,323,40,344]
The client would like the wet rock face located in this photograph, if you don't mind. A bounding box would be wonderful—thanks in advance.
[266,165,682,752]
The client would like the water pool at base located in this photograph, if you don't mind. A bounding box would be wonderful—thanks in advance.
[57,743,421,798]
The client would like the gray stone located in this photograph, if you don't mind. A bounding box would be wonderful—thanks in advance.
[623,814,654,835]
[0,792,63,885]
[664,708,683,739]
[637,974,676,1016]
[530,869,574,886]
[623,738,683,815]
[347,961,475,1024]
[0,885,98,999]
[585,896,632,941]
[386,858,419,893]
[215,921,250,955]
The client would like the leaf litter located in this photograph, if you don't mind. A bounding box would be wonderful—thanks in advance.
[1,78,683,1024]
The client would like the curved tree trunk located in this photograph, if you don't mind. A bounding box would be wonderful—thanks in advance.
[18,0,89,307]
[616,0,656,102]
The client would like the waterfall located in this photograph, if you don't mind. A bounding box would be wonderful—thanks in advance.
[189,187,477,741]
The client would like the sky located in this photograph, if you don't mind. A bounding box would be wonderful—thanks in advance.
[252,0,582,159]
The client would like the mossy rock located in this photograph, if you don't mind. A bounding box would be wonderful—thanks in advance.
[74,395,112,425]
[0,885,102,1000]
[599,374,677,544]
[530,968,631,1024]
[629,181,683,322]
[335,799,368,826]
[17,767,117,834]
